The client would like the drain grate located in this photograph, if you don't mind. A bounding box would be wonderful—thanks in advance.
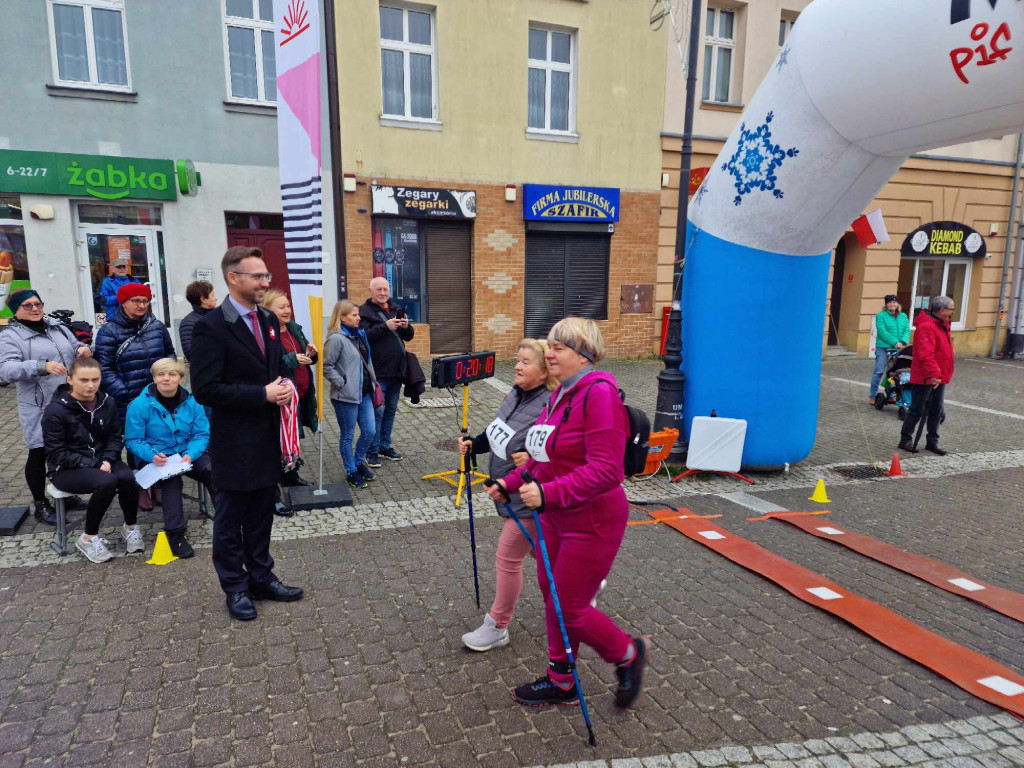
[832,465,889,480]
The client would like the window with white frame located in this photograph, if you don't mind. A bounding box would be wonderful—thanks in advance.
[47,0,131,90]
[702,7,735,103]
[379,4,438,121]
[898,257,971,331]
[223,0,277,104]
[778,16,796,49]
[527,26,576,134]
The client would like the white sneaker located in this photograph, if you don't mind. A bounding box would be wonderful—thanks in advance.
[121,525,144,554]
[461,614,510,652]
[590,578,608,609]
[76,535,113,563]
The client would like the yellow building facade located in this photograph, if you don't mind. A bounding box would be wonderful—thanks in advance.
[658,0,1021,357]
[332,0,668,357]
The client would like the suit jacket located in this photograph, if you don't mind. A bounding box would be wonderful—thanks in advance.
[190,298,282,491]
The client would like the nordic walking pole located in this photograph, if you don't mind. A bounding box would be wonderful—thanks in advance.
[484,473,597,747]
[465,441,481,610]
[912,384,934,451]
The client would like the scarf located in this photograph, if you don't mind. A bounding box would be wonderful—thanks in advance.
[279,378,301,470]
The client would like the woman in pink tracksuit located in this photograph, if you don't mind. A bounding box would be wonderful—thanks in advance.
[485,317,648,710]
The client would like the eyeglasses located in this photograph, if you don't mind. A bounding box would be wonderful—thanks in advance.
[127,298,151,306]
[231,271,273,282]
[19,302,44,310]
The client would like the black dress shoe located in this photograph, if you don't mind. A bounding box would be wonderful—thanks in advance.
[274,501,295,518]
[897,441,918,454]
[281,471,312,488]
[925,443,947,456]
[250,580,304,602]
[226,592,257,621]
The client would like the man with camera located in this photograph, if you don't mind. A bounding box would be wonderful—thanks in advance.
[359,277,413,467]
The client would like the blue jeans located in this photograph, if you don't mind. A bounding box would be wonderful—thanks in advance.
[333,396,376,475]
[369,378,402,455]
[870,347,892,397]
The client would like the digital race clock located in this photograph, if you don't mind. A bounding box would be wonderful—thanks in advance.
[430,351,497,388]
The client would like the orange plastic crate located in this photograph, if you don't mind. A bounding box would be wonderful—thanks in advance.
[641,428,679,476]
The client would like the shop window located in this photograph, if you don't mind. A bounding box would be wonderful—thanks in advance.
[47,0,131,91]
[372,218,424,323]
[524,234,609,339]
[223,0,277,104]
[0,195,31,318]
[527,25,577,135]
[78,203,161,226]
[897,257,970,331]
[702,7,735,103]
[379,4,438,122]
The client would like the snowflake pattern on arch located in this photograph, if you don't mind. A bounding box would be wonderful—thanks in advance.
[721,111,799,206]
[776,46,790,71]
[694,180,709,206]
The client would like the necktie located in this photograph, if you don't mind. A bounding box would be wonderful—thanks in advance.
[247,310,265,355]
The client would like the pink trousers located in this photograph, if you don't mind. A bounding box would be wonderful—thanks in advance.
[488,517,536,629]
[536,507,631,684]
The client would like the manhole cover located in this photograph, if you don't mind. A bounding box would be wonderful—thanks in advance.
[832,465,889,480]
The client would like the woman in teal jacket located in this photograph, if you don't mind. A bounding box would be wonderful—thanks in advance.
[124,357,215,558]
[871,294,910,401]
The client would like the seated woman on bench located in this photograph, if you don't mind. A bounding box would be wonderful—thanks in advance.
[42,357,141,563]
[124,358,215,559]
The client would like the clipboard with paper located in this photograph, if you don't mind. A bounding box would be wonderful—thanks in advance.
[134,454,192,490]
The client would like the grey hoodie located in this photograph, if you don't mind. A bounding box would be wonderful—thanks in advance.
[0,318,87,448]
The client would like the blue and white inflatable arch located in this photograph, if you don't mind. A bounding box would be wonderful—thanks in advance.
[683,0,1024,467]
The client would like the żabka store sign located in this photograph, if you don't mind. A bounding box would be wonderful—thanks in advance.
[0,149,200,201]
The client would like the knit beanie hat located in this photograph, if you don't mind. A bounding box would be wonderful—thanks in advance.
[6,289,41,314]
[117,282,152,304]
[884,294,898,304]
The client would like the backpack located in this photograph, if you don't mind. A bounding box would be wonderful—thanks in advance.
[563,379,651,477]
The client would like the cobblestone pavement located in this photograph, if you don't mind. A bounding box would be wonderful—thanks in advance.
[0,356,1022,767]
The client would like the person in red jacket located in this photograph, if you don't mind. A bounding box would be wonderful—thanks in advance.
[485,317,648,710]
[899,296,955,455]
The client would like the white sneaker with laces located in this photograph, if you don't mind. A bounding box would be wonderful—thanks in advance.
[461,613,510,652]
[76,534,113,563]
[122,525,144,554]
[590,578,608,609]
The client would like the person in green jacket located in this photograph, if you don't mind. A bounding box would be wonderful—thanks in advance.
[871,294,910,402]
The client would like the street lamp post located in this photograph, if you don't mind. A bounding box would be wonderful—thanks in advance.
[653,0,703,461]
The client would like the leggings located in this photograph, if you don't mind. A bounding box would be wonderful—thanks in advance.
[537,507,632,685]
[488,517,537,629]
[50,462,139,535]
[26,447,47,501]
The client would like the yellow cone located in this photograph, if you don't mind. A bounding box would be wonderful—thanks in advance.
[808,479,831,504]
[146,531,179,565]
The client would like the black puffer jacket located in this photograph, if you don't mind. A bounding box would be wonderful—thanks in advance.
[42,385,123,475]
[359,299,414,380]
[93,307,176,420]
[178,306,211,361]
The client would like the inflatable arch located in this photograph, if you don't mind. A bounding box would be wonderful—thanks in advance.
[682,0,1024,467]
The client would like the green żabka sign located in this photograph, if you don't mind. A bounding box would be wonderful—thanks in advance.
[0,149,184,201]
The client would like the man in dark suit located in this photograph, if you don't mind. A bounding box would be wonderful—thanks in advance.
[190,246,303,621]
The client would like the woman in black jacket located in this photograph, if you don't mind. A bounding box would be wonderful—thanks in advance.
[43,357,141,563]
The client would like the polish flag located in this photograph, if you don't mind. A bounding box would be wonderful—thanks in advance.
[852,208,890,248]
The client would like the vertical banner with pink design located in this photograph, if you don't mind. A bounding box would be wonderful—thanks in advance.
[273,0,323,335]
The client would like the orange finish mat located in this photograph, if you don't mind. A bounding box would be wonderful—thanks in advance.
[774,514,1024,624]
[647,509,1024,717]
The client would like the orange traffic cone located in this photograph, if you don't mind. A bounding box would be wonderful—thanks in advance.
[886,453,906,477]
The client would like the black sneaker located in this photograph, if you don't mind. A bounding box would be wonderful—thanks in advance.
[166,529,195,559]
[347,472,368,490]
[358,463,376,482]
[379,447,403,461]
[512,675,579,708]
[614,636,649,709]
[364,453,382,468]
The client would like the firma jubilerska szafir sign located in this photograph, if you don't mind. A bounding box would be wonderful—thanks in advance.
[523,184,620,222]
[902,220,988,259]
[0,149,199,202]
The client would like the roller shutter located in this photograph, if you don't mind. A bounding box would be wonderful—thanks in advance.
[425,224,472,353]
[525,234,609,339]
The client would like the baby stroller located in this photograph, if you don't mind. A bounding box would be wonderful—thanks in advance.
[874,345,913,420]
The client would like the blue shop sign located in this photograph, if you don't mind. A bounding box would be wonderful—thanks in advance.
[522,184,620,222]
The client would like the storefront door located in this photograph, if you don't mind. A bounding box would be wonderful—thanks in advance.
[76,225,163,326]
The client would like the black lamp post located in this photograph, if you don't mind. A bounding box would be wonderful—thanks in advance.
[653,0,703,461]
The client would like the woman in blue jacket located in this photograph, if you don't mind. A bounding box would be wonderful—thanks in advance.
[124,358,215,558]
[870,294,910,402]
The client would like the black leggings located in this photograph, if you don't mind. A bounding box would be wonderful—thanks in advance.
[51,462,139,535]
[26,447,47,501]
